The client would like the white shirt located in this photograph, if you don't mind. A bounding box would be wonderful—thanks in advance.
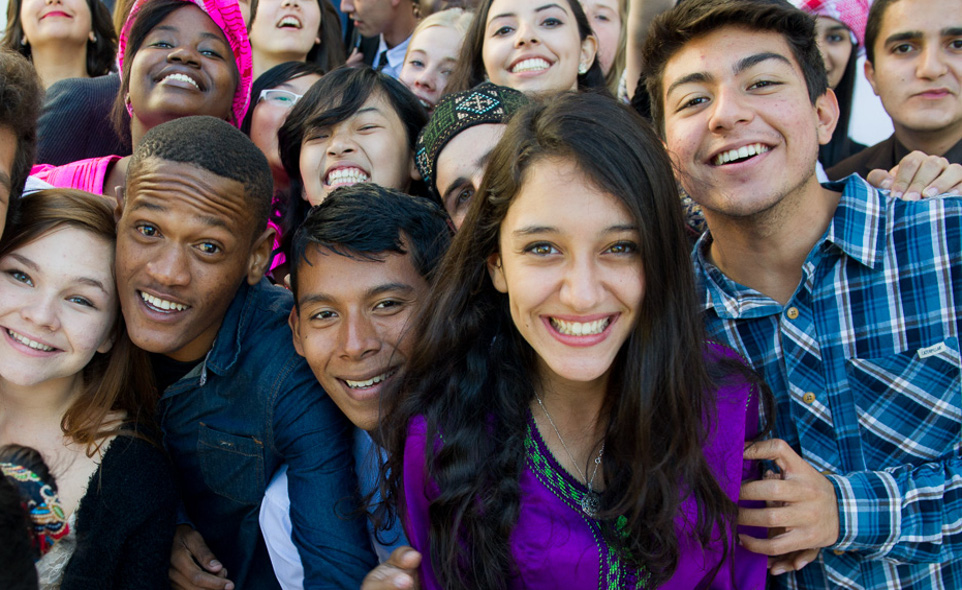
[374,34,411,80]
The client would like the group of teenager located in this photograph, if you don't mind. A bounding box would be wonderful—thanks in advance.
[0,0,960,587]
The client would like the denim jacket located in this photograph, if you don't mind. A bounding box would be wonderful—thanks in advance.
[158,278,377,589]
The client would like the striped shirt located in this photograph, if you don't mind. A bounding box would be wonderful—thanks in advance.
[693,175,962,589]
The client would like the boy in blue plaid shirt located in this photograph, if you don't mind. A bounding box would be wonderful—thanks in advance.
[642,0,962,588]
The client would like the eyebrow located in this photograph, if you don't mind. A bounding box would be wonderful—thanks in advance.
[490,3,566,20]
[441,148,495,199]
[151,24,226,44]
[298,282,417,308]
[511,223,638,237]
[665,52,791,98]
[129,200,228,229]
[9,253,109,294]
[886,27,962,44]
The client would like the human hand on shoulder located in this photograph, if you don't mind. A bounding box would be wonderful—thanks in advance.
[169,524,234,590]
[867,151,962,200]
[738,439,839,570]
[361,546,422,590]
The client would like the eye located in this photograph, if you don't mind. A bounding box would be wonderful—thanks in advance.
[493,25,514,37]
[607,241,638,255]
[950,38,962,50]
[748,79,780,90]
[524,242,558,256]
[149,39,174,49]
[455,187,474,208]
[310,309,337,321]
[374,299,403,312]
[305,128,330,142]
[892,43,915,54]
[136,223,159,238]
[677,96,709,112]
[197,242,220,255]
[199,46,224,58]
[542,17,563,27]
[358,124,380,132]
[825,33,845,44]
[408,59,425,68]
[67,295,96,308]
[6,269,33,286]
[594,14,610,22]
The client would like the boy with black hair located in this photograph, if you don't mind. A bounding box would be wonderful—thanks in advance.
[643,0,962,588]
[114,116,376,590]
[259,183,452,588]
[0,49,43,236]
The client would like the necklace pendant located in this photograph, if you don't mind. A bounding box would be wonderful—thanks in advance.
[581,491,601,517]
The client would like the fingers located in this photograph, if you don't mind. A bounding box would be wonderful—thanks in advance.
[738,527,822,557]
[743,438,799,472]
[346,48,365,67]
[361,547,422,590]
[768,548,820,576]
[879,151,959,200]
[169,525,234,590]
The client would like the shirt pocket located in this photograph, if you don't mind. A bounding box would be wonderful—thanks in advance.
[846,337,961,468]
[197,423,265,505]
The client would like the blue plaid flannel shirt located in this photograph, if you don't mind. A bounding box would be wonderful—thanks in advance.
[694,175,962,589]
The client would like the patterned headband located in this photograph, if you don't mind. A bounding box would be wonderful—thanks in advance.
[1,462,70,559]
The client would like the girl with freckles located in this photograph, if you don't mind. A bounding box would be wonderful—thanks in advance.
[0,189,175,589]
[378,92,770,589]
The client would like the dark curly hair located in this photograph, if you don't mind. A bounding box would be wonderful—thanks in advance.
[0,49,42,230]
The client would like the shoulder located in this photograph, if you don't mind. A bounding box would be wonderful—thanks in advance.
[826,136,895,180]
[29,156,120,193]
[98,434,176,498]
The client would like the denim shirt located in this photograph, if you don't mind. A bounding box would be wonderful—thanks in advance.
[158,278,377,589]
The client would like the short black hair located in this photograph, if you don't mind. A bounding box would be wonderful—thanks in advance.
[0,49,42,226]
[278,66,427,188]
[864,0,901,64]
[128,116,273,234]
[642,0,827,134]
[289,184,453,305]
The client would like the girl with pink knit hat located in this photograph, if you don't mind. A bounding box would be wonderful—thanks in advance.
[30,0,253,201]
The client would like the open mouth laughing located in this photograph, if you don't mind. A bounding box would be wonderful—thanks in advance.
[511,57,552,74]
[712,143,771,166]
[277,15,303,29]
[325,166,371,189]
[140,290,190,313]
[342,368,398,390]
[549,317,611,336]
[7,329,56,352]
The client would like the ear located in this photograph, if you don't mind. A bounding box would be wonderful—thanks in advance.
[246,225,276,284]
[579,34,598,73]
[814,88,840,147]
[864,59,879,96]
[315,36,321,45]
[486,253,507,293]
[409,153,421,181]
[113,188,125,222]
[289,306,305,357]
[97,330,116,355]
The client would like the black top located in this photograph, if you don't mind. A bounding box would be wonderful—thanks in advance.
[37,74,130,166]
[61,431,178,590]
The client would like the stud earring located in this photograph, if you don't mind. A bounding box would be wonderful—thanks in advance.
[89,31,97,43]
[578,62,588,75]
[20,37,28,47]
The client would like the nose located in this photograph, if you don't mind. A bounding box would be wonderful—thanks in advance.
[282,0,298,7]
[144,245,191,287]
[339,314,381,360]
[707,85,753,132]
[326,127,356,156]
[559,255,604,312]
[916,43,948,80]
[415,69,436,91]
[20,293,61,332]
[167,44,201,67]
[515,19,540,47]
[340,0,353,14]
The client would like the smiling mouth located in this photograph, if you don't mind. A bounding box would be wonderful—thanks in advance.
[511,58,551,74]
[343,368,398,389]
[277,15,302,28]
[325,167,370,188]
[549,317,611,336]
[160,73,200,90]
[7,329,56,352]
[140,291,190,313]
[712,143,770,166]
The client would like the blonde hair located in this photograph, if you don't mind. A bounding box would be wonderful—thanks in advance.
[403,7,474,65]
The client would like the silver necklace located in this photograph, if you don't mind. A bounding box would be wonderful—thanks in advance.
[534,393,605,517]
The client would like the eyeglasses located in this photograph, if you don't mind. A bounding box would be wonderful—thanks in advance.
[258,89,304,108]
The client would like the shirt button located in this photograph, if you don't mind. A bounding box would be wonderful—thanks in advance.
[803,392,816,404]
[786,307,799,320]
[832,549,845,556]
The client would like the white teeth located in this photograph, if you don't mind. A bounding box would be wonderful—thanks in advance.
[325,167,370,187]
[140,291,189,312]
[511,58,550,73]
[161,73,199,90]
[550,318,610,336]
[713,143,770,165]
[278,16,301,28]
[8,329,55,352]
[344,370,396,389]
